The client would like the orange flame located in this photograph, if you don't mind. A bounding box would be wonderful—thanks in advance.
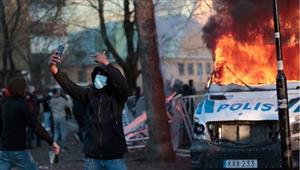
[205,1,300,85]
[212,22,299,85]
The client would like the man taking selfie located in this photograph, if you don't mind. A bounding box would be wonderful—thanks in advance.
[49,51,129,170]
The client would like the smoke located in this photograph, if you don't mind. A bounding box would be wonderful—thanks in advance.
[202,0,299,56]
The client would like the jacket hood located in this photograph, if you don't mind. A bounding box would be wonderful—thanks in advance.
[91,64,110,83]
[7,77,27,97]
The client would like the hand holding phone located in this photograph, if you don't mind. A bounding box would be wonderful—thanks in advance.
[56,45,64,58]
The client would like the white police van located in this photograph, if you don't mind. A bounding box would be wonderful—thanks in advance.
[191,82,299,170]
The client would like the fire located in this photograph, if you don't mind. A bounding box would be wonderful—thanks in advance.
[213,34,276,85]
[213,33,299,85]
[205,1,300,85]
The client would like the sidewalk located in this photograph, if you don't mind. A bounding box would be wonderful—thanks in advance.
[30,130,191,170]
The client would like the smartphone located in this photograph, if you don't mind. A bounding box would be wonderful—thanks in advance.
[56,45,64,58]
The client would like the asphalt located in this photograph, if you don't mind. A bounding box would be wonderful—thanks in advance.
[29,125,191,170]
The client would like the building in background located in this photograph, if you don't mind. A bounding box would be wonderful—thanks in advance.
[161,57,212,93]
[157,14,213,91]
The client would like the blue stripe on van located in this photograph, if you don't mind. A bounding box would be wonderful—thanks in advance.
[195,97,205,115]
[204,97,214,113]
[294,105,300,113]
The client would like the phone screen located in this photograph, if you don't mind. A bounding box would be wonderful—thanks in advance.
[56,45,64,58]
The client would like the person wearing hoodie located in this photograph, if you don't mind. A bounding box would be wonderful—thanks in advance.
[0,77,60,170]
[49,51,129,170]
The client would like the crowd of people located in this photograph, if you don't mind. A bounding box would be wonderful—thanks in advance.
[168,79,197,96]
[0,51,129,170]
[0,49,198,170]
[0,77,60,170]
[0,85,79,148]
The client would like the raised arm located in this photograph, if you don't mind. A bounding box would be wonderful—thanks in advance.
[94,52,129,104]
[49,52,89,105]
[105,64,129,104]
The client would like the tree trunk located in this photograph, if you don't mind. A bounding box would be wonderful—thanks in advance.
[0,0,18,86]
[134,0,175,161]
[30,64,43,92]
[0,0,8,86]
[123,62,139,95]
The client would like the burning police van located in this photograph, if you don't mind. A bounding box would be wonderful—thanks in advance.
[191,82,299,170]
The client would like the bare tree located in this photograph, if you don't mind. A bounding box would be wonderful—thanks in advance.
[78,0,140,94]
[0,0,66,90]
[0,0,23,86]
[134,0,175,161]
[24,0,66,91]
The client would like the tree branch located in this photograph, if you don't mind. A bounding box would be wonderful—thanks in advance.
[87,0,98,10]
[123,0,134,63]
[9,0,22,38]
[97,0,126,68]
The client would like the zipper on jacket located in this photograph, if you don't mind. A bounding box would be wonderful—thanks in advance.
[97,96,102,124]
[97,96,103,148]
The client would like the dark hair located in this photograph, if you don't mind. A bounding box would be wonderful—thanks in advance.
[7,77,27,97]
[188,79,194,86]
[52,88,59,95]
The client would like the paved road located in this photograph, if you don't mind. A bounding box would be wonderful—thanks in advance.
[30,123,191,170]
[30,128,84,170]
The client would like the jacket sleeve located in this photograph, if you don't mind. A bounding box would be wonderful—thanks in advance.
[105,64,129,104]
[22,100,53,145]
[53,69,89,105]
[0,106,2,137]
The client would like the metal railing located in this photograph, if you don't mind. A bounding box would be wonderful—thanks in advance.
[122,94,205,155]
[167,94,204,157]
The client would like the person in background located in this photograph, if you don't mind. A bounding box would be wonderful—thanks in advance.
[49,51,129,170]
[0,88,10,123]
[62,93,73,121]
[1,88,10,97]
[188,79,196,95]
[41,91,53,134]
[187,79,197,114]
[173,79,184,94]
[49,88,72,150]
[133,87,142,103]
[182,84,190,96]
[0,89,4,116]
[26,85,41,148]
[0,77,60,170]
[126,87,142,117]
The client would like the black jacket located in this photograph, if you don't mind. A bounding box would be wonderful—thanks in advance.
[53,64,129,159]
[0,96,53,150]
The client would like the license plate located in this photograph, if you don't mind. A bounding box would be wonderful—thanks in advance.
[223,159,258,168]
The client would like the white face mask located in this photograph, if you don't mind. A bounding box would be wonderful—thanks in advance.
[94,74,107,89]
